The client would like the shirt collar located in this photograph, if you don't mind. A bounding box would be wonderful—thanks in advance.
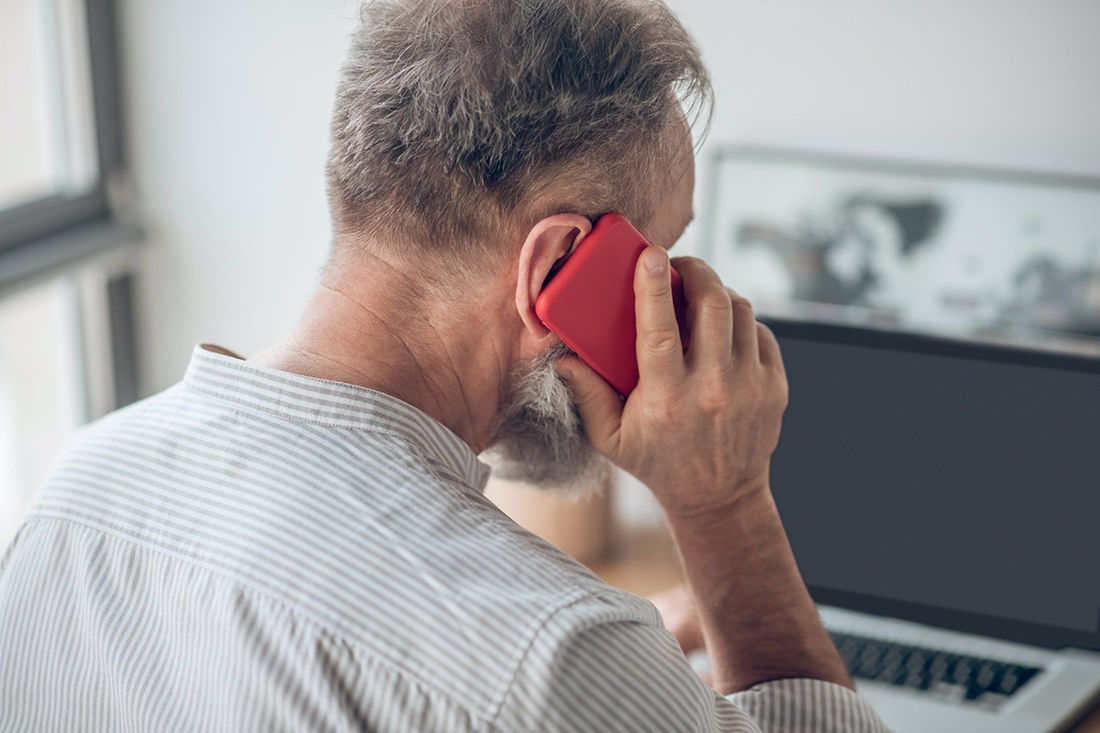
[183,344,492,492]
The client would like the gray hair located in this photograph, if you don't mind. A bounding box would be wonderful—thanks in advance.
[485,341,604,489]
[326,0,710,262]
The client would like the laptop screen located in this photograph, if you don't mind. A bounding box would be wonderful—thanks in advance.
[769,321,1100,650]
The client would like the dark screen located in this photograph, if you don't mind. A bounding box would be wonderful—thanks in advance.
[772,334,1100,637]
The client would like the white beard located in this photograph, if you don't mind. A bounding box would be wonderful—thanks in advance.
[483,342,605,493]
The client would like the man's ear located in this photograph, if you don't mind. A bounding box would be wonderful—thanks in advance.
[514,214,593,338]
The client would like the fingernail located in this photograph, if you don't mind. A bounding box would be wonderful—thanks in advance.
[556,365,573,383]
[645,249,668,275]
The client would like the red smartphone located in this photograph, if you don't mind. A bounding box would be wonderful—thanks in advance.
[536,213,688,396]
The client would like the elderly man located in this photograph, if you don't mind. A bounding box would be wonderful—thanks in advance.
[0,1,889,730]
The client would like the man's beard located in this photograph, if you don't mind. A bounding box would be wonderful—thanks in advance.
[483,342,606,493]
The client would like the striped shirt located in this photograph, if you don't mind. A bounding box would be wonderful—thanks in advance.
[0,344,889,732]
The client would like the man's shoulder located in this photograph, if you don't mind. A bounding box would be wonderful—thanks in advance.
[328,478,663,654]
[281,476,665,718]
[347,506,664,718]
[424,498,662,633]
[25,380,664,720]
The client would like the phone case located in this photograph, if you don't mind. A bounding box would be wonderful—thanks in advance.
[535,213,688,396]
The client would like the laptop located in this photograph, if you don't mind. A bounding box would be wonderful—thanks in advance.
[757,320,1100,732]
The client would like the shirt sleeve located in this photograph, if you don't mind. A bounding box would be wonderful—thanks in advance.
[494,618,892,733]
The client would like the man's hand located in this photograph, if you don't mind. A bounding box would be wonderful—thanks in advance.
[558,246,853,694]
[556,247,787,519]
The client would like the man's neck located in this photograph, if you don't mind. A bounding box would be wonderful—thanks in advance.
[251,258,512,453]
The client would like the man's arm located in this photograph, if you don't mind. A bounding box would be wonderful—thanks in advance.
[667,487,851,692]
[494,612,886,733]
[558,247,851,695]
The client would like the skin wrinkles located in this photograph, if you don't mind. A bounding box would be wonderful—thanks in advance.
[255,249,511,454]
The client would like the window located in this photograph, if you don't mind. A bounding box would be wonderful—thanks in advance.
[0,0,134,548]
[0,280,84,543]
[0,0,122,253]
[0,0,97,211]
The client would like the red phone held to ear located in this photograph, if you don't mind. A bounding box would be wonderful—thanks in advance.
[536,213,688,397]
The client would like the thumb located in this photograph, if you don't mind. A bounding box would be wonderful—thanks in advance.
[556,355,623,458]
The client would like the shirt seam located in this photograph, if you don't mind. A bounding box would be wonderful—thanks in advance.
[187,351,457,443]
[484,589,601,727]
[180,385,481,488]
[194,348,419,396]
[183,382,416,436]
[21,512,501,727]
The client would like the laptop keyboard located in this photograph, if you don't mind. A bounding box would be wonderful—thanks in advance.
[831,632,1043,707]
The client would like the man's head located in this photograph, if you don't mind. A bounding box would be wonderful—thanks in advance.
[325,0,709,488]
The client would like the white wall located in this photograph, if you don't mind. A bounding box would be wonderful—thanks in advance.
[119,0,358,392]
[701,0,1100,163]
[672,0,1100,252]
[118,0,1100,523]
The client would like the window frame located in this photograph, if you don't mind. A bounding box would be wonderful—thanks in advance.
[0,0,141,413]
[0,0,124,254]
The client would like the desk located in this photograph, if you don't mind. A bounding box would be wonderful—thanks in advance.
[587,528,1100,732]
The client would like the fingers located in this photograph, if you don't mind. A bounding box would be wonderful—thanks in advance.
[727,287,759,365]
[634,247,686,388]
[671,257,732,369]
[756,322,785,373]
[659,256,764,373]
[556,355,623,457]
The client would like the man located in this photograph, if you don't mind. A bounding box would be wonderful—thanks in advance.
[0,1,889,730]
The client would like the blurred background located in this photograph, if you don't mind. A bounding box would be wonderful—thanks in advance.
[3,0,1100,550]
